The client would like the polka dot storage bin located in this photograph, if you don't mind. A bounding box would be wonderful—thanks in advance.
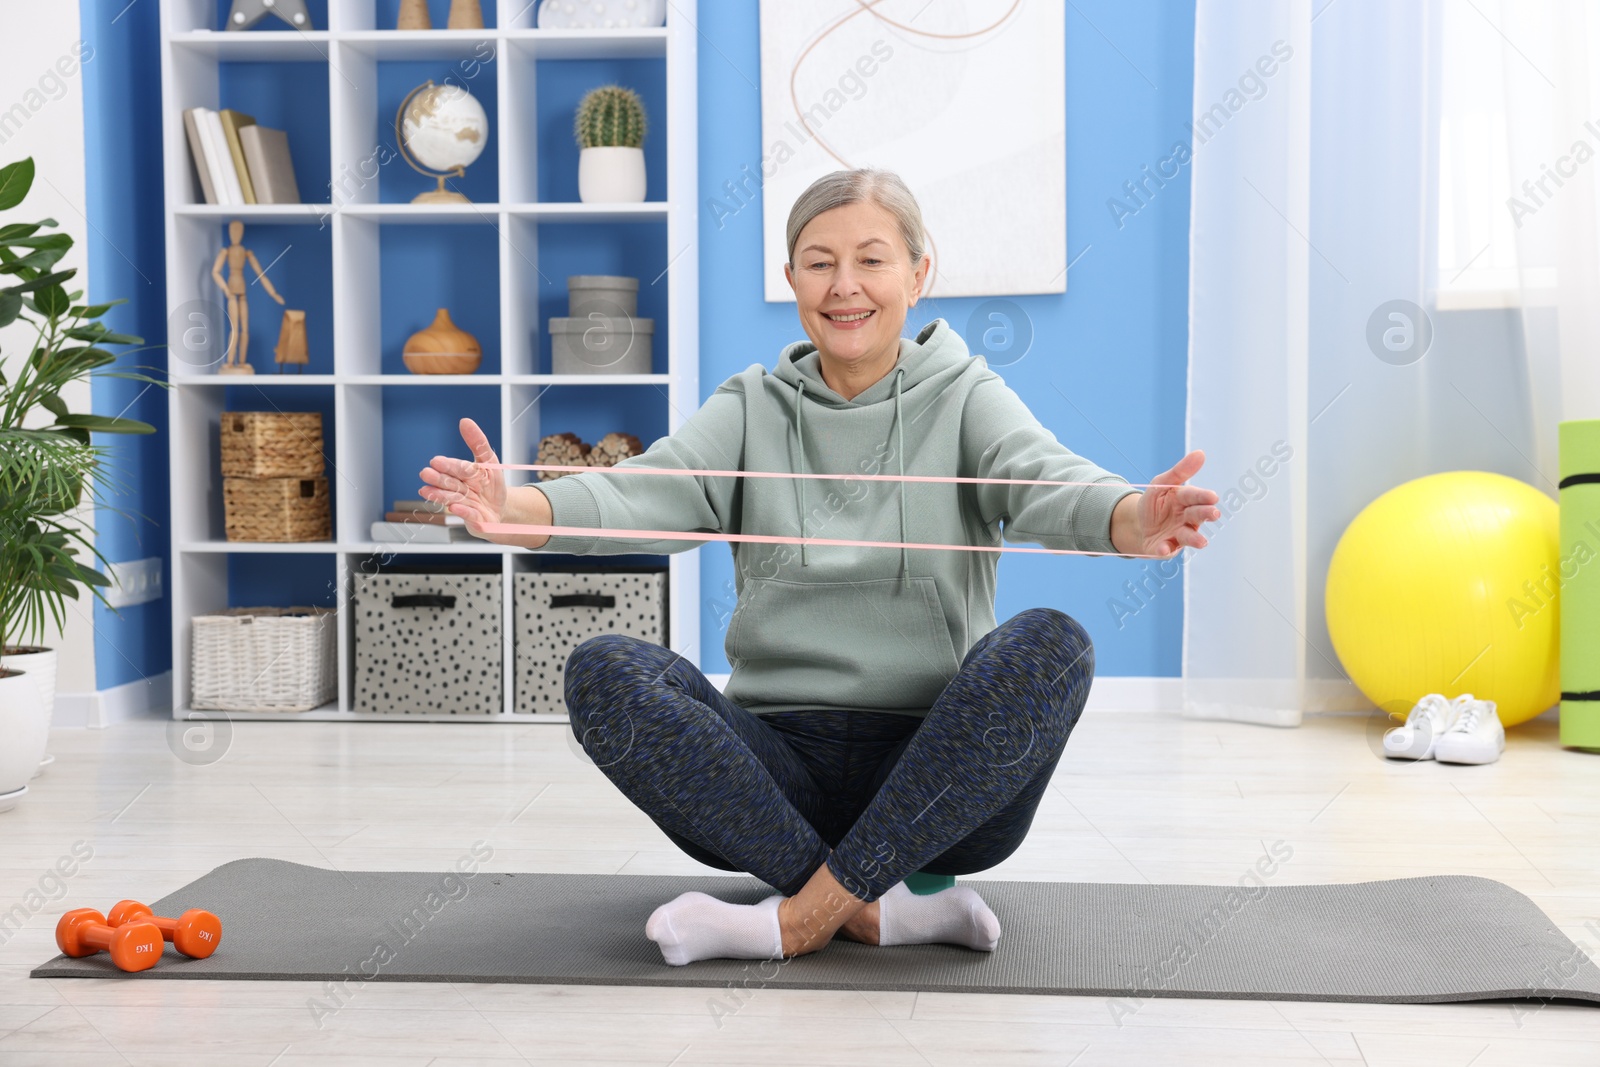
[514,568,668,715]
[353,571,502,715]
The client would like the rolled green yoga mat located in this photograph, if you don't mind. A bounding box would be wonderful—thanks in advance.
[1560,419,1600,750]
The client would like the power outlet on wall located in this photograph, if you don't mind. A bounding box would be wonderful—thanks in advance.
[104,557,163,609]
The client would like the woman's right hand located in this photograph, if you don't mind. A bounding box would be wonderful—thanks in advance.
[420,417,507,538]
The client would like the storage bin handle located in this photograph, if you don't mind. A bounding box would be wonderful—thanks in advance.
[550,593,615,609]
[392,594,456,609]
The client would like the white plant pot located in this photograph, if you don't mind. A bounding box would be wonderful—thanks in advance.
[0,668,50,804]
[578,146,646,204]
[6,647,57,778]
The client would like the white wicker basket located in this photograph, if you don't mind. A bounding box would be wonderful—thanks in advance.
[191,607,337,712]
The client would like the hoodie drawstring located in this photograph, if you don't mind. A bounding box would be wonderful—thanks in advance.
[892,366,908,584]
[795,377,808,566]
[794,364,909,580]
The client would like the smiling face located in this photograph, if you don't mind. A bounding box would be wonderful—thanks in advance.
[784,199,929,396]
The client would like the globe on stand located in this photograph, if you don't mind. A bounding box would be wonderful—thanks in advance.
[395,81,489,205]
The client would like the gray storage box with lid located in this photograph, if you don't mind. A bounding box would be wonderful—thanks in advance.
[353,570,502,715]
[549,315,654,375]
[515,567,668,715]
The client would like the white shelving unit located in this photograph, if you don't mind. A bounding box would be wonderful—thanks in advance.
[160,0,699,722]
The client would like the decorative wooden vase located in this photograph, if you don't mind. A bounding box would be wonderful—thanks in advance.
[403,308,482,374]
[397,0,431,29]
[274,308,308,372]
[448,0,485,29]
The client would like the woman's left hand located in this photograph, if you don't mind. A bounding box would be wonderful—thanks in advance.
[1110,449,1221,557]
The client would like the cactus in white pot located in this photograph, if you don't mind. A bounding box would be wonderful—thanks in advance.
[575,84,648,203]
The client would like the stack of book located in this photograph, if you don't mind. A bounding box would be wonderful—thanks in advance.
[183,107,301,206]
[371,499,480,544]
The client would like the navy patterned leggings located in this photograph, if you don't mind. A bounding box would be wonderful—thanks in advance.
[564,607,1094,904]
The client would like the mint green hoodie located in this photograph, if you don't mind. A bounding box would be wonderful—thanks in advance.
[533,317,1140,718]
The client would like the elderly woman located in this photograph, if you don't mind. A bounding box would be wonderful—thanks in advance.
[422,168,1219,966]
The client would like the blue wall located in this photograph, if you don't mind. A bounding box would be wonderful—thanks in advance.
[83,0,171,688]
[694,2,1194,677]
[83,0,1195,689]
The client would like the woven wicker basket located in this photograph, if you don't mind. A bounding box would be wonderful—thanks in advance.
[224,476,331,542]
[190,607,337,712]
[221,411,324,478]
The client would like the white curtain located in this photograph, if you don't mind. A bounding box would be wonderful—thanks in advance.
[1183,0,1600,726]
[1493,1,1600,475]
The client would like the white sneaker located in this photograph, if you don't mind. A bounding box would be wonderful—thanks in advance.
[1383,693,1460,760]
[1434,697,1505,765]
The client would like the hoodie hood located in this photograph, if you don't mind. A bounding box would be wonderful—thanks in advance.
[772,318,973,580]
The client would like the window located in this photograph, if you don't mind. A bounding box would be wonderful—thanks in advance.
[1434,0,1558,309]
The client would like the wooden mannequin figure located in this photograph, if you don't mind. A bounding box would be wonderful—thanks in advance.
[211,219,286,375]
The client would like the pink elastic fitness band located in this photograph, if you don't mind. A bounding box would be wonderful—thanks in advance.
[472,462,1180,560]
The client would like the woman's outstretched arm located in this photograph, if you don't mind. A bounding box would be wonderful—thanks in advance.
[419,417,554,549]
[1107,450,1221,558]
[422,374,748,555]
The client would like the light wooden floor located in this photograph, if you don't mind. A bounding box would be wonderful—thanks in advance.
[1,706,1597,1065]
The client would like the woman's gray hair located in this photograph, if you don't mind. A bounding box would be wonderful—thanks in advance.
[785,168,927,269]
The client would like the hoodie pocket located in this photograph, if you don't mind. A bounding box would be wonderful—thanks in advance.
[725,575,962,710]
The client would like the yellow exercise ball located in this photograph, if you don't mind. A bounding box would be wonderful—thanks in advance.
[1325,470,1560,727]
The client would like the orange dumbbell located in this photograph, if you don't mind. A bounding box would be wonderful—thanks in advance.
[107,900,222,960]
[55,909,164,972]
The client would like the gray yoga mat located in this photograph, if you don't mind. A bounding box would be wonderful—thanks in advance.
[32,858,1600,1005]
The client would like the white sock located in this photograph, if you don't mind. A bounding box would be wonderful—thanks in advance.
[645,890,784,967]
[877,881,1001,951]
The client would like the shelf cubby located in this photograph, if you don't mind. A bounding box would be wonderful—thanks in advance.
[509,381,668,467]
[164,217,334,376]
[377,224,501,373]
[373,56,499,204]
[517,50,666,205]
[229,551,340,608]
[518,218,668,375]
[171,548,340,718]
[170,382,337,547]
[377,382,500,513]
[371,0,499,32]
[166,51,332,212]
[161,0,330,35]
[210,0,331,32]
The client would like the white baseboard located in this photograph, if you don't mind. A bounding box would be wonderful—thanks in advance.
[1081,678,1369,715]
[1304,677,1371,713]
[47,674,1354,727]
[1085,676,1183,712]
[53,671,173,730]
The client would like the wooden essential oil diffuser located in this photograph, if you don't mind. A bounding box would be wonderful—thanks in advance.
[403,308,482,374]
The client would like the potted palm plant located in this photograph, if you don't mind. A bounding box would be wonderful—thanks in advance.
[575,84,648,203]
[0,156,162,810]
